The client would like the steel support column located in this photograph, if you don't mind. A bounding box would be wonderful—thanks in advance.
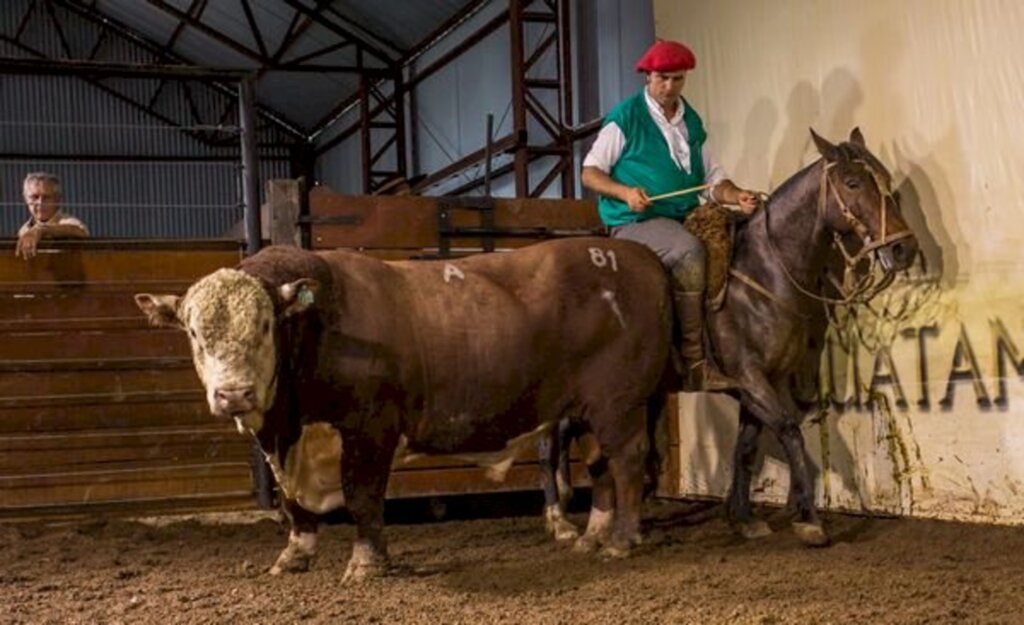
[359,70,407,194]
[509,0,575,198]
[239,77,262,255]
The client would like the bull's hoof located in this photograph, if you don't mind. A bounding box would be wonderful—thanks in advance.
[341,558,387,584]
[792,522,830,547]
[572,532,603,553]
[735,519,773,540]
[547,517,580,542]
[268,551,311,576]
[600,536,633,559]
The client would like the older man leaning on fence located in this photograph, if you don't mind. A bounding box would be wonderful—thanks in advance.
[16,172,90,260]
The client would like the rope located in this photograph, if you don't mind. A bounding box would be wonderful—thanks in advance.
[728,268,810,319]
[761,160,908,307]
[733,157,914,318]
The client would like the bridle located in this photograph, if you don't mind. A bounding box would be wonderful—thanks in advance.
[822,158,914,270]
[733,154,914,311]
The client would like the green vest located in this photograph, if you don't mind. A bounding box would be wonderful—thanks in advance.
[597,89,708,227]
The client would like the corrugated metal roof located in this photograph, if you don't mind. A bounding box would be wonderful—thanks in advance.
[86,0,483,134]
[334,0,473,52]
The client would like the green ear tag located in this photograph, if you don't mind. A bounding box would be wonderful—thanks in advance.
[298,287,314,306]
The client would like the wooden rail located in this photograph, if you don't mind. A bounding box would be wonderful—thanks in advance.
[0,240,250,520]
[307,190,605,257]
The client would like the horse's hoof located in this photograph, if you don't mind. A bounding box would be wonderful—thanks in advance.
[573,533,601,553]
[736,519,773,540]
[792,522,830,547]
[601,539,632,559]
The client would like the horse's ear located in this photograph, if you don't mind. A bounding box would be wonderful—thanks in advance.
[810,128,840,162]
[849,127,866,147]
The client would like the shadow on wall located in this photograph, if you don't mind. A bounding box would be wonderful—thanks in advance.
[886,132,968,288]
[852,16,968,285]
[732,98,777,185]
[769,81,820,188]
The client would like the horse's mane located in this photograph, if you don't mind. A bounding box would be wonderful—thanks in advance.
[735,140,891,240]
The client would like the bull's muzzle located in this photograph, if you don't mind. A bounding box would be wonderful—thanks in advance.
[214,385,257,417]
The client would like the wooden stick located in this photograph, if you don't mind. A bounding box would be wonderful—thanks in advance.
[648,183,712,202]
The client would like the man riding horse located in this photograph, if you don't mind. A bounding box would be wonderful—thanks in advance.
[581,39,761,392]
[567,39,920,548]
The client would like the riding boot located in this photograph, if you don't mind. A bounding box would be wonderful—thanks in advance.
[673,289,738,392]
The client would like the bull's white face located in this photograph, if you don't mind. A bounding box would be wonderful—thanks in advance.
[178,269,277,431]
[136,268,318,435]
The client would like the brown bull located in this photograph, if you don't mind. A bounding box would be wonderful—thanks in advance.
[135,237,671,581]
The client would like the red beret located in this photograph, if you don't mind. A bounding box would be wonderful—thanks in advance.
[635,40,696,73]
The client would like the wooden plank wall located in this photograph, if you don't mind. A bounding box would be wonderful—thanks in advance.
[0,241,252,520]
[308,189,606,257]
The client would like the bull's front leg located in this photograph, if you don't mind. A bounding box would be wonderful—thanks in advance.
[340,431,394,583]
[270,500,320,575]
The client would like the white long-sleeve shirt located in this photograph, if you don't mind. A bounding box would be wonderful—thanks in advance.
[583,90,728,199]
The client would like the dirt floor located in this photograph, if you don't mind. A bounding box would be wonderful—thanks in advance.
[3,495,1024,625]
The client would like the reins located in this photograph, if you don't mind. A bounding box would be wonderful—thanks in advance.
[731,155,913,314]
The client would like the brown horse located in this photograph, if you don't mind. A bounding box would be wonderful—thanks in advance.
[541,128,918,549]
[711,127,917,545]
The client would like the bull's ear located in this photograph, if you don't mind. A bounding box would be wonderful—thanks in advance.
[279,279,320,318]
[134,294,183,329]
[810,127,840,162]
[849,127,866,147]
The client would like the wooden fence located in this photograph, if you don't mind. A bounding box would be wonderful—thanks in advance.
[0,240,252,520]
[0,191,679,520]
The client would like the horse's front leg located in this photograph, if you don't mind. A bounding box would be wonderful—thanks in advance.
[738,373,829,547]
[727,405,771,539]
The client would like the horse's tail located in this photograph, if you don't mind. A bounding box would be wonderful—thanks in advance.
[644,391,670,499]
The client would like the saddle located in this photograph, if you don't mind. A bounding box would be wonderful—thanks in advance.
[683,202,736,310]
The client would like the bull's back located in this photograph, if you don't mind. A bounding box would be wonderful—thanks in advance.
[392,238,671,407]
[312,240,670,451]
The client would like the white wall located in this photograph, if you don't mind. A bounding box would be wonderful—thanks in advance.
[656,0,1024,523]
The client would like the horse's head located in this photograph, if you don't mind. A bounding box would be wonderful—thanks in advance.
[810,128,918,272]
